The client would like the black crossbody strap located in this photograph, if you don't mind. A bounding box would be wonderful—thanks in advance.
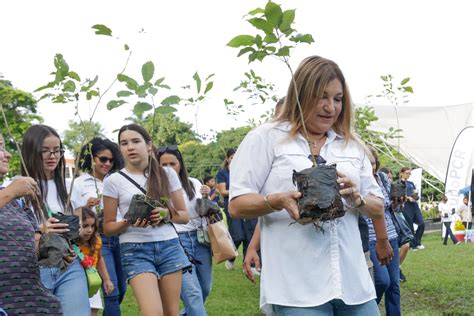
[119,171,147,194]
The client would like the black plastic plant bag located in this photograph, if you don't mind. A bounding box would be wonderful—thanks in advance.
[52,212,80,241]
[38,233,75,269]
[124,194,167,224]
[292,164,344,221]
[196,198,221,217]
[390,182,407,200]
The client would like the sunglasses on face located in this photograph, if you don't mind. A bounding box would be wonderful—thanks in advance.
[95,156,114,163]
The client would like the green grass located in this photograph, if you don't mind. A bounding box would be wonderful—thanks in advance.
[108,231,474,315]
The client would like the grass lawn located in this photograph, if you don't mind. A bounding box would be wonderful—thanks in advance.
[110,231,474,315]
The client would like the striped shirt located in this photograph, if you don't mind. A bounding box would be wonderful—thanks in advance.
[365,172,398,242]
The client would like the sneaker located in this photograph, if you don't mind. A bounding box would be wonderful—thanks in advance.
[455,241,461,246]
[400,269,407,282]
[416,244,425,250]
[225,260,235,270]
[411,248,418,252]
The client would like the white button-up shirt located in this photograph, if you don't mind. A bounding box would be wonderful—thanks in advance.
[230,122,382,314]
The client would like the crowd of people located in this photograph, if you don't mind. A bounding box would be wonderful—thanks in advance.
[0,55,472,316]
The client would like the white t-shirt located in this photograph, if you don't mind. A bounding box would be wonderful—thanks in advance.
[230,122,383,314]
[44,179,65,214]
[70,173,122,221]
[102,167,182,243]
[439,201,454,222]
[70,173,103,211]
[175,177,204,233]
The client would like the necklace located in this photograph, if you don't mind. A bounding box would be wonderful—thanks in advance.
[308,135,327,149]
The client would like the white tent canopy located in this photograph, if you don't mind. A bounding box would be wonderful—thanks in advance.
[365,103,474,182]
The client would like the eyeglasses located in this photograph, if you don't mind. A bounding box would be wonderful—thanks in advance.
[95,156,114,164]
[42,149,65,158]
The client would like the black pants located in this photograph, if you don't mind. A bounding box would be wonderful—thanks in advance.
[402,203,425,248]
[443,222,458,244]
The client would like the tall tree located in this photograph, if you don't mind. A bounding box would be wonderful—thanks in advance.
[140,112,199,146]
[62,120,105,155]
[0,79,42,176]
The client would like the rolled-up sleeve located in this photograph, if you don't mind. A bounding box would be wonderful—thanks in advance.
[229,129,274,200]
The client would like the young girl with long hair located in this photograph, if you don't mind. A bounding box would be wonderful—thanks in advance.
[21,124,91,315]
[71,137,127,316]
[157,145,212,315]
[77,207,114,316]
[102,124,190,316]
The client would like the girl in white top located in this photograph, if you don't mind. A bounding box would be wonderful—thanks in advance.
[229,56,384,315]
[70,137,125,313]
[102,124,190,316]
[21,124,91,316]
[157,146,212,316]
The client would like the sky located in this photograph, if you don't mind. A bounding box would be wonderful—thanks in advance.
[1,0,473,142]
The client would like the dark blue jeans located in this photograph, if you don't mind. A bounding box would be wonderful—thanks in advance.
[402,203,425,248]
[101,235,127,316]
[369,239,401,316]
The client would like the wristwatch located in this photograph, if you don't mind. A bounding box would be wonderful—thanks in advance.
[356,196,366,208]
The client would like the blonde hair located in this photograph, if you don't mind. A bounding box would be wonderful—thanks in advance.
[276,56,355,143]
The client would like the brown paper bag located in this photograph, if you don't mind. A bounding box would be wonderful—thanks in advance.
[207,219,238,263]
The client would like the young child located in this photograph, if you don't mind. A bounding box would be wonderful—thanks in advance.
[78,207,114,316]
[204,175,220,204]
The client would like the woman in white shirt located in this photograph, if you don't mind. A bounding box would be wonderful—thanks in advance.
[438,196,460,245]
[229,56,384,315]
[102,124,190,316]
[21,124,91,316]
[71,137,126,315]
[157,145,212,316]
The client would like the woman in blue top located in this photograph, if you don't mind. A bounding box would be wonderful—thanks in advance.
[366,148,401,316]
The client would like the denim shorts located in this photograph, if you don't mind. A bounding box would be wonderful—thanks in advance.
[120,238,191,283]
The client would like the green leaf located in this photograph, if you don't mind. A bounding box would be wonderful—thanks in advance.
[154,77,165,86]
[68,71,81,81]
[161,95,181,106]
[248,18,274,34]
[117,74,138,91]
[263,33,278,43]
[156,105,177,114]
[159,84,171,90]
[133,102,152,116]
[107,100,126,110]
[276,46,291,57]
[34,81,56,92]
[227,35,255,48]
[124,44,129,51]
[204,82,213,94]
[205,73,215,81]
[92,24,112,36]
[238,47,256,57]
[53,54,69,80]
[248,8,265,15]
[142,61,155,82]
[87,75,99,89]
[404,86,414,93]
[117,90,133,97]
[254,35,263,48]
[280,9,295,32]
[148,86,158,96]
[264,1,283,28]
[193,72,202,94]
[63,80,76,92]
[86,91,92,100]
[380,75,388,82]
[290,33,314,44]
[400,77,410,85]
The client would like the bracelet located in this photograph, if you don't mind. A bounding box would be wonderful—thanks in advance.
[264,194,281,211]
[376,237,388,241]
